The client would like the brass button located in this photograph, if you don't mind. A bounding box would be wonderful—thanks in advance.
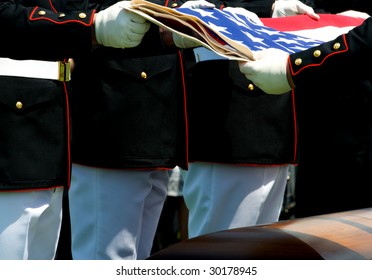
[16,101,23,110]
[171,3,178,7]
[313,50,321,57]
[294,58,302,66]
[248,84,254,91]
[59,13,66,18]
[140,72,147,79]
[333,42,341,50]
[78,12,87,19]
[38,10,46,16]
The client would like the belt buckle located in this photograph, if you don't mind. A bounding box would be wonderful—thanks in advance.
[58,61,71,82]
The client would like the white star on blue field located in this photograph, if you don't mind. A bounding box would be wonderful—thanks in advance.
[177,7,323,54]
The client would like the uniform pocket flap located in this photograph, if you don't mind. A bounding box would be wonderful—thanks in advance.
[103,54,176,80]
[0,78,58,112]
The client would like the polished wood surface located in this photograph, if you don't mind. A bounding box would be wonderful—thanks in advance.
[148,208,372,260]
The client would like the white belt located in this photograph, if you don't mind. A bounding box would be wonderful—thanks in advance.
[0,57,71,82]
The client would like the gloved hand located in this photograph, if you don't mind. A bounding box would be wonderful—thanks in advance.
[223,7,263,25]
[238,48,292,95]
[172,0,215,48]
[272,0,320,20]
[179,0,215,9]
[94,1,150,48]
[337,10,370,19]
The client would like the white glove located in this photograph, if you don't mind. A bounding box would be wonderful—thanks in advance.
[223,7,263,26]
[179,0,215,9]
[172,0,215,48]
[272,0,320,20]
[94,1,150,48]
[337,10,370,20]
[238,48,291,95]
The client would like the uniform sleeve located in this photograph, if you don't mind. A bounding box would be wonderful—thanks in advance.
[0,0,96,60]
[289,17,372,88]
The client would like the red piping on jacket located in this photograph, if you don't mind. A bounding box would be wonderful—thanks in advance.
[178,50,189,169]
[62,73,71,189]
[290,88,298,164]
[49,0,57,13]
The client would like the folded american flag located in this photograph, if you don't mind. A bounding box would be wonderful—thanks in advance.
[127,0,364,60]
[177,7,325,53]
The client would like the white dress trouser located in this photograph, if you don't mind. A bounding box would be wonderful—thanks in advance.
[0,187,63,259]
[69,164,169,260]
[182,163,289,238]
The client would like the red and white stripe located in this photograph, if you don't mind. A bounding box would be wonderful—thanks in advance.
[261,14,365,42]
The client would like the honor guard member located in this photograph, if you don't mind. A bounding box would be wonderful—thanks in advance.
[164,0,318,238]
[240,15,372,216]
[0,0,150,259]
[288,0,372,218]
[69,0,187,259]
